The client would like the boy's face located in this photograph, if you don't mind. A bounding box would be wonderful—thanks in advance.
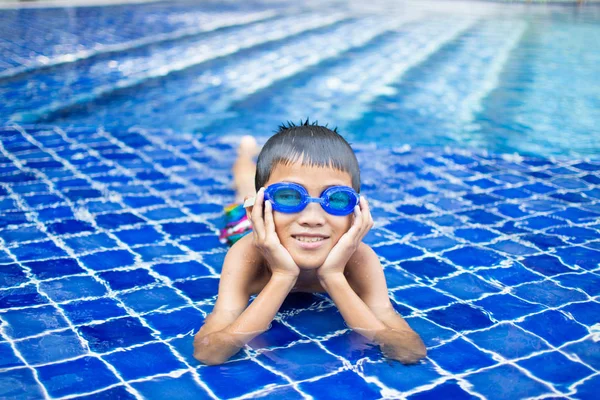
[264,161,354,270]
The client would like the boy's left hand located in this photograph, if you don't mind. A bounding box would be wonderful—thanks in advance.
[317,196,374,278]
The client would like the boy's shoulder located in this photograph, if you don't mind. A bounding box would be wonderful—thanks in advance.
[225,234,270,295]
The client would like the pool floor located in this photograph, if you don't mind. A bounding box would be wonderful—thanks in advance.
[0,125,598,399]
[0,0,600,399]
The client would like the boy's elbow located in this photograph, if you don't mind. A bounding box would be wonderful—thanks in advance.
[193,350,229,366]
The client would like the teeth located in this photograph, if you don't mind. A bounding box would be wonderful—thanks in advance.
[295,236,324,243]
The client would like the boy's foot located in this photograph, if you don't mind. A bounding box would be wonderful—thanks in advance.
[238,135,259,157]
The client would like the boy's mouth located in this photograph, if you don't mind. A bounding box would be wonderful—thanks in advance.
[292,234,329,248]
[294,236,326,243]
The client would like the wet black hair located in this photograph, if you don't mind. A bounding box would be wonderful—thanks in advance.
[255,119,360,192]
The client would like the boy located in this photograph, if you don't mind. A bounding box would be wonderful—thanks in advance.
[194,120,426,365]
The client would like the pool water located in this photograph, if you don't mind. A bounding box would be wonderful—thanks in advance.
[0,1,599,399]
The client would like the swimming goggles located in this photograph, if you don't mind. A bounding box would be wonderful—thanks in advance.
[243,182,359,216]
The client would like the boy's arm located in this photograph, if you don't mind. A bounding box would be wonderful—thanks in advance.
[319,243,426,364]
[194,236,297,365]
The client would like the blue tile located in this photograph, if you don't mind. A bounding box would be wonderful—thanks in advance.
[37,206,75,222]
[256,341,343,381]
[119,286,188,313]
[453,228,498,243]
[0,284,47,309]
[199,359,286,398]
[403,317,455,347]
[426,303,493,332]
[0,225,47,244]
[393,286,455,310]
[75,385,137,400]
[24,257,85,279]
[430,214,463,227]
[412,236,459,252]
[299,369,381,399]
[114,226,164,245]
[488,240,538,256]
[384,265,419,288]
[555,207,600,224]
[99,268,157,291]
[78,317,155,352]
[0,368,45,399]
[563,337,600,370]
[473,293,544,321]
[95,212,144,229]
[428,337,495,373]
[517,351,593,389]
[466,323,549,359]
[0,263,27,287]
[495,203,529,218]
[407,379,478,399]
[400,257,456,279]
[475,262,542,286]
[3,304,69,339]
[443,246,505,269]
[517,215,565,230]
[434,273,500,301]
[161,222,212,237]
[40,275,107,302]
[554,273,600,296]
[16,330,87,365]
[47,219,94,235]
[284,306,345,339]
[521,254,575,276]
[174,277,220,302]
[37,356,119,398]
[132,371,209,399]
[134,244,186,261]
[458,209,502,225]
[180,235,224,252]
[143,207,187,221]
[374,243,424,262]
[322,330,381,362]
[517,310,588,347]
[104,342,186,381]
[362,359,442,391]
[554,246,600,271]
[11,240,68,262]
[143,307,204,339]
[465,364,552,399]
[384,218,434,237]
[512,280,587,308]
[560,301,600,326]
[151,260,210,280]
[80,249,136,271]
[62,298,127,325]
[0,342,23,369]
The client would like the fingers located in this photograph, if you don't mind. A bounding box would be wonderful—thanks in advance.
[250,188,266,240]
[359,196,374,232]
[263,198,276,239]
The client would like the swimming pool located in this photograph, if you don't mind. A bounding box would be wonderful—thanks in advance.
[1,1,599,399]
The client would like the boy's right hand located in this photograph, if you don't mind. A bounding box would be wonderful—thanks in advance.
[248,188,300,278]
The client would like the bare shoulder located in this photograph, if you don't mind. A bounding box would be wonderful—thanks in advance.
[344,242,387,299]
[220,234,268,296]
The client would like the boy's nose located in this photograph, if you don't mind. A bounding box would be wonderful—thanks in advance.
[297,202,326,226]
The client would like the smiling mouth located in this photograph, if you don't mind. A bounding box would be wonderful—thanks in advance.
[292,235,329,243]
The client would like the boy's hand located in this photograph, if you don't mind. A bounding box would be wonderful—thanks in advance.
[248,188,300,278]
[372,328,427,365]
[317,196,373,278]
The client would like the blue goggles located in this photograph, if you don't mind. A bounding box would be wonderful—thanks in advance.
[263,182,359,216]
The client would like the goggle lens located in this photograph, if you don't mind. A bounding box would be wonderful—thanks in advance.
[272,188,303,207]
[328,191,352,210]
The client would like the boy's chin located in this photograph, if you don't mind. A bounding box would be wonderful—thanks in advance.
[290,251,328,271]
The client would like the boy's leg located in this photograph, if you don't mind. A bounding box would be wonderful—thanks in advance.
[233,136,258,203]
